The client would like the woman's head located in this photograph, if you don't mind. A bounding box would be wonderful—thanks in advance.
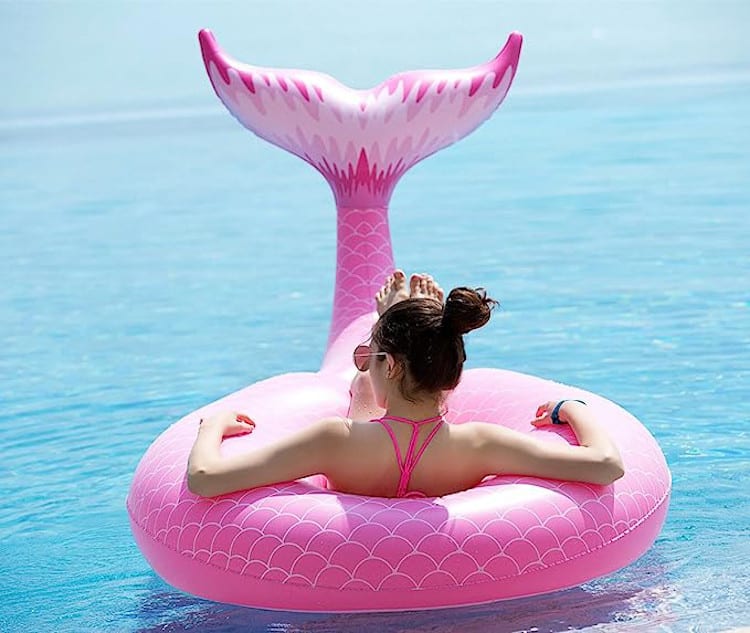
[370,287,497,402]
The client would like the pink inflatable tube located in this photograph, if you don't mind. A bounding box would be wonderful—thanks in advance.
[127,30,671,612]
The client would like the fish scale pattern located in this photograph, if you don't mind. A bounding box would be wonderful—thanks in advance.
[127,368,671,611]
[329,208,394,344]
[127,29,670,611]
[198,28,522,351]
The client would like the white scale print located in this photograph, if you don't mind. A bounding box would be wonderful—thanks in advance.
[128,377,670,593]
[126,30,671,609]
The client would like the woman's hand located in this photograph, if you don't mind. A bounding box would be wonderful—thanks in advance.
[476,399,624,485]
[188,416,344,497]
[532,401,558,427]
[531,400,586,427]
[199,411,256,437]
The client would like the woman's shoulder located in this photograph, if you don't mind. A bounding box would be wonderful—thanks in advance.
[289,417,353,446]
[315,416,353,434]
[445,420,508,447]
[312,416,383,440]
[339,418,395,447]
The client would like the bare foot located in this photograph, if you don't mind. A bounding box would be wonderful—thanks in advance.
[376,270,410,316]
[409,273,445,303]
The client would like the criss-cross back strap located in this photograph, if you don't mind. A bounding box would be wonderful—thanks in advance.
[374,414,444,498]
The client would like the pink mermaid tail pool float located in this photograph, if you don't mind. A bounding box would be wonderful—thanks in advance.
[126,30,671,612]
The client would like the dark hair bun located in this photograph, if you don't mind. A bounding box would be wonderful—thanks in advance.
[442,287,497,335]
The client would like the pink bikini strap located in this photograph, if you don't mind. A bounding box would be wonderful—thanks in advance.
[376,414,444,497]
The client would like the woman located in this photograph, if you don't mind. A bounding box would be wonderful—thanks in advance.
[188,271,624,498]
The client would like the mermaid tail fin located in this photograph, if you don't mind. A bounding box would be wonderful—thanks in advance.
[199,29,522,351]
[199,29,522,208]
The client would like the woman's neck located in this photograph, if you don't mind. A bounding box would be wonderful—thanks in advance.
[384,395,443,422]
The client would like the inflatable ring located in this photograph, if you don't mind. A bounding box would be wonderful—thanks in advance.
[126,30,671,612]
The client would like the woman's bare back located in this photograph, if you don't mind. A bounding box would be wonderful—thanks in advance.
[324,419,486,498]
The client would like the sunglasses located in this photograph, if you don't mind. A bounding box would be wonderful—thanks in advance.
[352,344,387,372]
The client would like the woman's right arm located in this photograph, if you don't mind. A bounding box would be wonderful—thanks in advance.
[187,412,348,497]
[474,400,625,485]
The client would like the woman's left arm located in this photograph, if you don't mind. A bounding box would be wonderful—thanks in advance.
[187,411,347,497]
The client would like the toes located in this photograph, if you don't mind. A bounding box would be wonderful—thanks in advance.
[392,270,407,292]
[421,275,445,303]
[376,275,393,307]
[409,273,422,296]
[377,270,412,313]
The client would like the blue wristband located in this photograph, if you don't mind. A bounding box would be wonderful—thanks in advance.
[551,399,587,425]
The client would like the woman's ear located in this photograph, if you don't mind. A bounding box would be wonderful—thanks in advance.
[385,353,402,379]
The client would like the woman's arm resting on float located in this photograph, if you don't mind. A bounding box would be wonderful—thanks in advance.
[475,400,625,485]
[187,413,346,497]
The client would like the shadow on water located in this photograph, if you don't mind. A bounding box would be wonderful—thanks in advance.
[132,551,680,633]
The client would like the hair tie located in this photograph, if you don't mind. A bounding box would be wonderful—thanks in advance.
[440,314,455,334]
[441,298,457,333]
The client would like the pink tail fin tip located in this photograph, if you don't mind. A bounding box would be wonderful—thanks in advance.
[199,29,522,208]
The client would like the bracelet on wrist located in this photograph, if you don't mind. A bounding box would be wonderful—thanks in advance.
[551,399,587,425]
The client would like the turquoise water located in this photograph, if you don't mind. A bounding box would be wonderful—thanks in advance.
[2,2,749,631]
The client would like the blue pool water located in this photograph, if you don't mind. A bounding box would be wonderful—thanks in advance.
[2,2,749,631]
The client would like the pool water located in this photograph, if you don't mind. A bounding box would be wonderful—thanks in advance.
[2,3,749,631]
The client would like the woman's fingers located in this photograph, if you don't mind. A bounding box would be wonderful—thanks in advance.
[536,402,552,417]
[224,421,255,437]
[232,414,256,435]
[235,413,255,427]
[533,401,556,426]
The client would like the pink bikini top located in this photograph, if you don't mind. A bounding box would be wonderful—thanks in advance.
[372,414,445,498]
